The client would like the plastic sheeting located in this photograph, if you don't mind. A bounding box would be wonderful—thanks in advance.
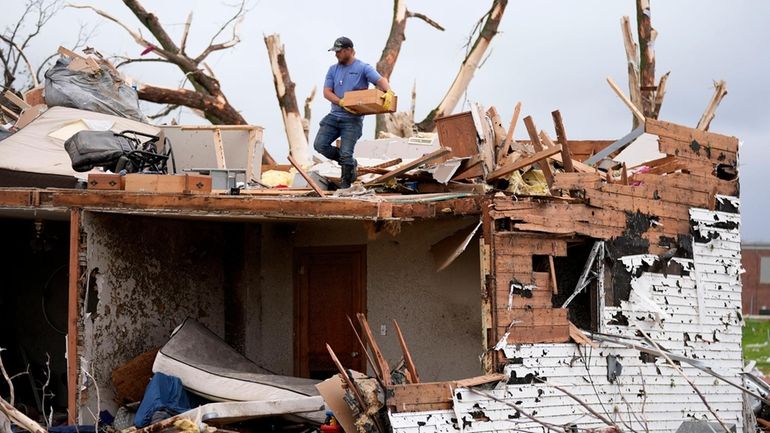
[44,58,146,122]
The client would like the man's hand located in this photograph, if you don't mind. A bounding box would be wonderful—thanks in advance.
[338,98,359,115]
[380,89,395,111]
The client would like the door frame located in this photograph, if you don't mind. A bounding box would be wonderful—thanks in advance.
[293,244,367,377]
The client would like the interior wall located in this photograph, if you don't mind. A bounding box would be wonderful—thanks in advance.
[81,212,228,418]
[257,217,484,382]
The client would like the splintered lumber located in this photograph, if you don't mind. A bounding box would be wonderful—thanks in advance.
[3,91,31,110]
[369,158,402,169]
[620,16,643,127]
[697,81,728,131]
[392,319,420,384]
[548,255,558,295]
[653,71,670,118]
[486,106,507,149]
[539,131,593,173]
[347,316,383,386]
[453,373,506,388]
[621,163,629,185]
[486,145,561,181]
[607,76,645,125]
[497,102,523,165]
[522,116,554,186]
[569,323,599,348]
[645,118,738,153]
[356,313,392,385]
[551,110,574,172]
[287,155,326,196]
[326,344,368,410]
[365,148,450,186]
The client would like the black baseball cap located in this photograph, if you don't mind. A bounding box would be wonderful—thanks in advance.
[328,36,354,52]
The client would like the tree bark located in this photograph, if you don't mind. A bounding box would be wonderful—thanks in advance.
[621,16,643,128]
[416,0,508,132]
[636,0,656,117]
[264,34,311,166]
[375,0,443,137]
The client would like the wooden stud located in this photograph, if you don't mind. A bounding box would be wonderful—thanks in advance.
[522,116,554,187]
[496,101,523,167]
[356,313,392,385]
[392,319,420,384]
[3,91,31,110]
[548,255,558,295]
[606,77,646,125]
[621,163,629,185]
[67,208,80,424]
[550,110,575,172]
[212,128,226,169]
[325,344,367,410]
[287,155,326,197]
[486,145,561,181]
[347,316,382,385]
[365,148,450,186]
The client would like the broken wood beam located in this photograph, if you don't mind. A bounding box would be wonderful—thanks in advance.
[365,148,450,186]
[347,315,383,386]
[287,154,326,197]
[356,313,392,385]
[392,319,420,384]
[486,145,561,181]
[653,71,670,119]
[606,76,645,125]
[368,158,403,169]
[325,344,368,410]
[522,116,554,187]
[539,131,593,173]
[3,91,31,111]
[548,255,558,295]
[550,110,574,172]
[496,101,522,166]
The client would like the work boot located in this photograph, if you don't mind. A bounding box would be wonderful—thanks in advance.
[340,164,353,189]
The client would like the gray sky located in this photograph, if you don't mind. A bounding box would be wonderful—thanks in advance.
[5,1,769,241]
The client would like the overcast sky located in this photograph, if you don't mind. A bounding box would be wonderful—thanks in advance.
[5,1,769,241]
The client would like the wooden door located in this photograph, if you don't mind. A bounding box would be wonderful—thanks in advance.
[294,245,366,379]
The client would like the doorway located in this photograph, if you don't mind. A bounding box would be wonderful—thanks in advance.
[293,245,366,379]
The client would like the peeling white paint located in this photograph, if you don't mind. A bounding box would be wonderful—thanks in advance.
[391,199,745,433]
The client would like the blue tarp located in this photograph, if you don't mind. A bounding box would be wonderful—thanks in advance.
[134,372,192,428]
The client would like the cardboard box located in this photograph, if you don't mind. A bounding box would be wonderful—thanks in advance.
[342,88,397,115]
[124,174,212,194]
[87,173,125,190]
[184,174,212,194]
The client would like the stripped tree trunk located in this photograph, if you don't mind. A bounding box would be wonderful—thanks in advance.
[696,80,727,131]
[416,0,508,132]
[636,0,656,117]
[621,16,643,129]
[375,0,444,137]
[264,34,311,166]
[303,86,316,141]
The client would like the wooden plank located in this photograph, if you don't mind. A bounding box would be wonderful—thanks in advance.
[584,189,691,221]
[0,189,33,207]
[365,148,451,185]
[550,110,574,172]
[569,323,598,348]
[67,208,80,424]
[496,101,522,165]
[356,313,391,386]
[325,344,367,410]
[540,131,594,173]
[487,145,561,181]
[606,76,645,124]
[523,116,553,187]
[368,158,402,169]
[180,125,264,131]
[501,324,571,344]
[1,104,19,120]
[387,382,453,412]
[493,234,568,256]
[658,137,736,166]
[212,128,226,169]
[288,154,326,197]
[4,91,31,110]
[599,182,710,208]
[497,308,569,327]
[646,118,738,153]
[548,256,558,295]
[552,172,601,191]
[392,319,420,384]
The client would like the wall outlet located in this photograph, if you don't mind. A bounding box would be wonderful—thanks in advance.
[380,324,387,336]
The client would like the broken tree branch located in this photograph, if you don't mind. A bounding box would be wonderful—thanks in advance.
[621,16,643,129]
[265,33,311,166]
[303,85,316,141]
[696,80,727,131]
[636,0,656,117]
[405,10,445,31]
[652,70,670,119]
[416,0,508,132]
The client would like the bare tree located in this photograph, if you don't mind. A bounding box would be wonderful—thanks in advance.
[636,0,656,117]
[0,0,61,92]
[70,0,276,164]
[374,0,444,137]
[416,0,508,132]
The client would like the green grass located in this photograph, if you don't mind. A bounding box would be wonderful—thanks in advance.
[743,318,770,374]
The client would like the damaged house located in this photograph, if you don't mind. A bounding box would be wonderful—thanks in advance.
[0,14,755,433]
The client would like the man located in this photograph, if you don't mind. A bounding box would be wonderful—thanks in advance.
[314,36,393,188]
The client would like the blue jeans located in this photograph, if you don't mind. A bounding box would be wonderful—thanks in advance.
[313,114,363,167]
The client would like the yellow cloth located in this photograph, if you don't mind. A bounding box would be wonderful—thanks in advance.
[380,90,395,111]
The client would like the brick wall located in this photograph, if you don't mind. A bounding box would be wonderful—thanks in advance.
[742,245,770,315]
